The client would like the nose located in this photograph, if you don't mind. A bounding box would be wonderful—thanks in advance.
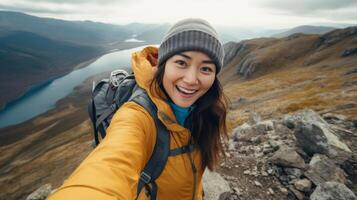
[182,66,199,85]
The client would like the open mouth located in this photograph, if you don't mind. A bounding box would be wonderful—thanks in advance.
[176,86,197,95]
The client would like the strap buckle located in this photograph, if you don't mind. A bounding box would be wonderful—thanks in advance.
[140,172,151,184]
[110,69,129,87]
[110,104,116,111]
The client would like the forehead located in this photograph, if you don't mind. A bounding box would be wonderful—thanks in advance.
[173,51,212,61]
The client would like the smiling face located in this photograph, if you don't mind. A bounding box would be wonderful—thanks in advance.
[162,51,216,108]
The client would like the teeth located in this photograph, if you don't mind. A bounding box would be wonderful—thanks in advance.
[177,86,196,94]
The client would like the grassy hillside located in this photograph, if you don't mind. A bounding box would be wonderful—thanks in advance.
[0,72,105,200]
[0,11,131,46]
[0,11,149,109]
[0,30,103,109]
[220,27,357,130]
[0,20,356,200]
[0,30,100,70]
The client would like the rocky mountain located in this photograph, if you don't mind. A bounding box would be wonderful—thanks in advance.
[0,11,132,46]
[0,11,147,110]
[1,13,356,200]
[218,109,357,200]
[272,25,337,38]
[221,26,357,82]
[0,30,102,110]
[216,27,357,199]
[216,27,357,198]
[0,11,237,110]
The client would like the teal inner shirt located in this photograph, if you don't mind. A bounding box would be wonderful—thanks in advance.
[168,101,194,126]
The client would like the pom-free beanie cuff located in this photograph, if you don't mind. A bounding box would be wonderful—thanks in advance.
[158,18,224,73]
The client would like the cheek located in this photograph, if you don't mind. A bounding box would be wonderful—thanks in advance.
[202,76,215,91]
[162,73,170,92]
[162,68,176,92]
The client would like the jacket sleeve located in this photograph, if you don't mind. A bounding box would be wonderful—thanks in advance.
[48,102,156,200]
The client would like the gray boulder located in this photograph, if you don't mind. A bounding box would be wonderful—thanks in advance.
[203,170,231,200]
[232,120,275,142]
[289,185,305,200]
[294,178,312,192]
[304,154,347,185]
[310,181,357,200]
[269,146,306,169]
[284,109,351,163]
[294,122,330,155]
[284,167,304,179]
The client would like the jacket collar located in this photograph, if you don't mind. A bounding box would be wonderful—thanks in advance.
[131,46,187,132]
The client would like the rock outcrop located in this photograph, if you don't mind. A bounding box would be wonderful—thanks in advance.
[285,109,352,163]
[224,109,356,200]
[310,181,356,200]
[203,170,231,200]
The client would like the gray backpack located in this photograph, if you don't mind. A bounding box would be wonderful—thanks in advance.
[87,69,196,199]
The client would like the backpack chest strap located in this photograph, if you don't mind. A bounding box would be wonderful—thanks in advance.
[169,144,198,157]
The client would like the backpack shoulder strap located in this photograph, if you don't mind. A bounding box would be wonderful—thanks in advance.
[130,87,170,200]
[88,98,100,147]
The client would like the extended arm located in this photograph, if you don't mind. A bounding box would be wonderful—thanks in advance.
[48,102,156,200]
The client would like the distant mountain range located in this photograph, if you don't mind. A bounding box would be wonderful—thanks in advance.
[0,10,355,110]
[221,26,357,82]
[0,11,132,46]
[0,11,144,109]
[272,25,337,38]
[0,29,103,110]
[136,24,171,44]
[0,11,356,200]
[215,24,354,41]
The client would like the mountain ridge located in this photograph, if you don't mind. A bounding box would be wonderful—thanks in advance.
[0,11,132,46]
[0,30,105,110]
[272,25,337,38]
[221,26,357,83]
[0,23,356,200]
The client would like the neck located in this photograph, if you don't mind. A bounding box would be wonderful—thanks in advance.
[168,101,194,126]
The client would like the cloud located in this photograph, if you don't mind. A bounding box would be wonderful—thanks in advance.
[320,7,357,21]
[259,0,357,14]
[16,0,129,4]
[0,4,72,14]
[0,0,138,17]
[0,0,356,28]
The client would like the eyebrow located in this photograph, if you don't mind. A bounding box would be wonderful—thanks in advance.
[178,53,215,64]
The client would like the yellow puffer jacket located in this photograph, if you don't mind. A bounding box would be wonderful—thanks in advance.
[48,46,204,200]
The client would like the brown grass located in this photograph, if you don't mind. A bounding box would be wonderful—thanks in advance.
[223,59,357,127]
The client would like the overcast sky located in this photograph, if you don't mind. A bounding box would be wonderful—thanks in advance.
[0,0,356,28]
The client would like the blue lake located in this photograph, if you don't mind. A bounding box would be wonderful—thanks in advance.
[0,45,150,128]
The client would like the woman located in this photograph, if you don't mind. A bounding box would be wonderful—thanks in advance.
[48,18,228,200]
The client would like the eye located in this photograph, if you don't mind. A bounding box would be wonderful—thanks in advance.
[201,66,214,74]
[175,60,187,67]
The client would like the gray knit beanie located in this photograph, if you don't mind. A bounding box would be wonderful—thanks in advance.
[158,18,224,74]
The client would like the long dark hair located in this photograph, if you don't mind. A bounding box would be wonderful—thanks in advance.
[150,63,228,171]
